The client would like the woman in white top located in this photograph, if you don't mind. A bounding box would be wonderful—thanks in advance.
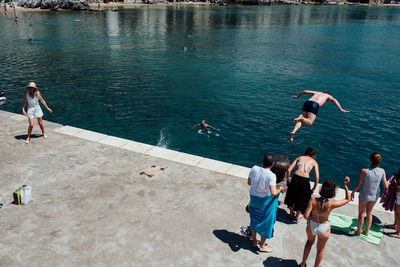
[22,82,52,143]
[284,147,319,221]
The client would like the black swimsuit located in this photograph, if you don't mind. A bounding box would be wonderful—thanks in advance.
[302,100,320,116]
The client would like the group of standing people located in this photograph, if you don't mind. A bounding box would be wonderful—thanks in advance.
[247,149,398,267]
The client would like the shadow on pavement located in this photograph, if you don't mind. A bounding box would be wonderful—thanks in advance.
[213,229,258,254]
[276,207,297,225]
[263,256,298,266]
[15,134,42,140]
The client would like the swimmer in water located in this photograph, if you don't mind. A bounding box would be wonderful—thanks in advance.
[15,17,19,22]
[29,21,33,27]
[183,46,187,52]
[289,90,350,143]
[28,38,33,43]
[194,120,216,135]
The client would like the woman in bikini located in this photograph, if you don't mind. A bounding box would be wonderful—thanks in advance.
[300,177,351,267]
[284,147,319,221]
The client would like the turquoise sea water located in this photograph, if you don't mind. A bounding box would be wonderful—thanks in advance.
[1,5,399,186]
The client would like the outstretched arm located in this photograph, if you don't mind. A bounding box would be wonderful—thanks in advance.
[304,197,313,220]
[351,169,366,200]
[329,96,349,113]
[22,92,27,116]
[312,163,319,192]
[381,169,389,189]
[331,177,351,209]
[38,92,52,113]
[292,90,317,98]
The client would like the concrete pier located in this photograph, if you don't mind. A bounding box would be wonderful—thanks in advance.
[0,110,397,266]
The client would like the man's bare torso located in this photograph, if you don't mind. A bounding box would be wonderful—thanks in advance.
[308,92,331,107]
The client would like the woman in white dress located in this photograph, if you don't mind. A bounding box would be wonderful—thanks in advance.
[22,82,52,143]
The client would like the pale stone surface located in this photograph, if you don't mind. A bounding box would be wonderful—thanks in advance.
[145,146,180,160]
[98,136,130,148]
[9,113,27,121]
[226,165,251,179]
[196,158,234,174]
[121,140,153,154]
[54,125,82,136]
[74,129,108,142]
[0,110,397,266]
[172,152,204,166]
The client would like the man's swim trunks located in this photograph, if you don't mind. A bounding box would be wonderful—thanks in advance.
[302,100,319,115]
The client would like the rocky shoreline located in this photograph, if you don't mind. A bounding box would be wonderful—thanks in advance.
[13,0,400,11]
[17,0,90,10]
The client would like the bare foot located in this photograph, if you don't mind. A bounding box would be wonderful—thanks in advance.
[293,115,302,123]
[388,233,400,239]
[363,229,369,236]
[259,245,273,253]
[351,229,361,236]
[289,132,294,143]
[296,214,304,221]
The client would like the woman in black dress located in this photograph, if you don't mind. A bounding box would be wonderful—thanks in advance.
[284,147,319,221]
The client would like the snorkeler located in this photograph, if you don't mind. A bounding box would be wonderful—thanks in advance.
[289,90,350,143]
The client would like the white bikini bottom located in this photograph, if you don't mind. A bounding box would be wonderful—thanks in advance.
[310,220,330,236]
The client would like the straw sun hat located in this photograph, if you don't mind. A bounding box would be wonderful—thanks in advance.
[26,82,38,90]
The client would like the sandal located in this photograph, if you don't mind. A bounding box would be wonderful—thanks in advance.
[25,138,30,144]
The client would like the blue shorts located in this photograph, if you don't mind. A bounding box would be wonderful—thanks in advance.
[302,100,319,116]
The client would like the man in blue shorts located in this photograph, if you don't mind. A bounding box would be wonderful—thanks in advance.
[289,90,349,143]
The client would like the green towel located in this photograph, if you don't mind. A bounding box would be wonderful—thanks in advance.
[328,212,383,245]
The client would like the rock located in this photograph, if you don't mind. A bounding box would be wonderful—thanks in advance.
[18,0,42,8]
[18,0,89,10]
[70,0,89,10]
[40,0,59,9]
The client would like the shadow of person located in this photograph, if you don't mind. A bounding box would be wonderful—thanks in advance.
[15,134,41,140]
[331,215,383,237]
[276,207,297,225]
[372,215,382,224]
[213,229,258,254]
[331,228,353,237]
[263,256,298,266]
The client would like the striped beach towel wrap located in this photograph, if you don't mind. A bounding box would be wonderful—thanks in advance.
[249,194,279,239]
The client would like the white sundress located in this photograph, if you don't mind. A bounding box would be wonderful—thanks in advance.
[27,93,44,119]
